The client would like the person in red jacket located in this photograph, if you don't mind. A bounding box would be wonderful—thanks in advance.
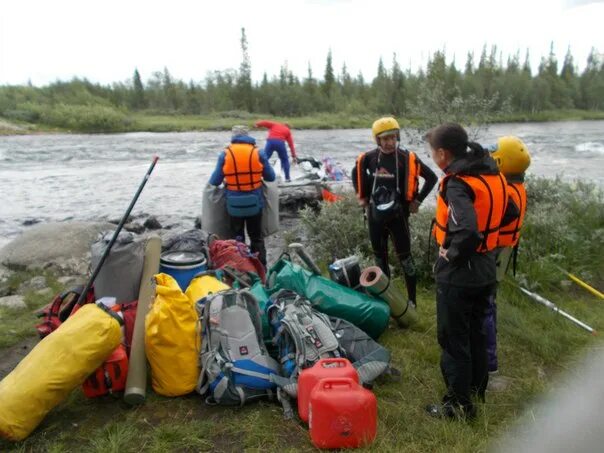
[255,120,297,182]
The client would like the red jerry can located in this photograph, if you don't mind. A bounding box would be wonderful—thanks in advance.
[298,358,359,423]
[309,377,377,449]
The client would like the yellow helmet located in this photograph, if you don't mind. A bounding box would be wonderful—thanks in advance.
[491,136,531,175]
[372,117,400,142]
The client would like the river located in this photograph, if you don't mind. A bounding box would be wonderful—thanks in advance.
[1,120,603,248]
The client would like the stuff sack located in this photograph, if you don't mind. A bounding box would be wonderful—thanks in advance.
[91,230,145,303]
[201,183,233,239]
[162,229,209,254]
[267,259,390,339]
[329,317,392,385]
[35,285,95,338]
[145,273,199,397]
[209,239,266,283]
[185,272,230,305]
[0,304,121,441]
[82,344,129,398]
[267,289,341,397]
[197,289,279,405]
[261,181,280,237]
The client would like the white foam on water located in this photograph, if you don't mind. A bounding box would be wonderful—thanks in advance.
[575,142,604,155]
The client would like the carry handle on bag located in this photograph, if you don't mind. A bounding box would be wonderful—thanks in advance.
[76,156,159,306]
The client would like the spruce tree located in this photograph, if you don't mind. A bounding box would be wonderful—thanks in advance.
[132,68,145,109]
[236,27,254,111]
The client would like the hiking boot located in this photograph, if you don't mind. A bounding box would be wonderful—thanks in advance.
[425,403,476,421]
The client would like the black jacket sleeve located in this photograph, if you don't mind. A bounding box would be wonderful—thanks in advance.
[443,177,482,264]
[500,197,520,228]
[416,157,438,203]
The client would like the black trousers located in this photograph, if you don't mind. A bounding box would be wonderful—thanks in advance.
[367,209,417,303]
[229,211,266,265]
[436,282,494,411]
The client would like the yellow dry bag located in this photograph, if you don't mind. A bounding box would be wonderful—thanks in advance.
[185,273,230,305]
[0,304,121,441]
[145,273,199,396]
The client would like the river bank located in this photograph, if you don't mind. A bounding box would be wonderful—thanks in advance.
[0,175,603,450]
[2,109,604,135]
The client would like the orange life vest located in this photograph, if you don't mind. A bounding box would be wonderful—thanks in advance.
[433,173,508,252]
[355,149,420,202]
[223,143,263,191]
[405,151,420,202]
[498,181,526,247]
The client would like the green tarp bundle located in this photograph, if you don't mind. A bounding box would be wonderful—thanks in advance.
[248,281,272,344]
[266,259,390,339]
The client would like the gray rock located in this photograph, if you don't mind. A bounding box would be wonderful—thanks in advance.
[0,295,26,309]
[57,275,86,287]
[0,221,113,275]
[0,265,12,283]
[144,216,162,230]
[124,223,145,234]
[35,288,53,297]
[22,276,47,291]
[487,374,512,392]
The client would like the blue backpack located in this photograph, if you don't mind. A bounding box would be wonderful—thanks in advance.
[196,289,280,405]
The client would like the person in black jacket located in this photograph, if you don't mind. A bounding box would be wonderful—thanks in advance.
[352,117,437,308]
[425,123,519,420]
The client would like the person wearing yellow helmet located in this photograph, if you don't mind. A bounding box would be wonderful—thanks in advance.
[484,136,531,376]
[352,116,437,308]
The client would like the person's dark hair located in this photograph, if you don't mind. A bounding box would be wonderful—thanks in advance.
[425,122,485,159]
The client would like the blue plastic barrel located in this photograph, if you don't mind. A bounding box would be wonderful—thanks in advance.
[159,251,207,291]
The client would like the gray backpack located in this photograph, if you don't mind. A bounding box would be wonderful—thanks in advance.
[267,289,342,399]
[329,316,394,385]
[196,289,280,406]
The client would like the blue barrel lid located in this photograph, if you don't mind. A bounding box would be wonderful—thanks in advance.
[160,251,206,266]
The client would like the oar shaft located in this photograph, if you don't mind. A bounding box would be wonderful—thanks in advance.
[76,156,159,305]
[555,307,597,334]
[519,286,596,334]
[567,272,604,300]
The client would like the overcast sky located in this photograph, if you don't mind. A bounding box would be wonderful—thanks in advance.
[1,0,602,86]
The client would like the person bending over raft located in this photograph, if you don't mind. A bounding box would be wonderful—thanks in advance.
[209,125,275,266]
[425,123,519,420]
[352,116,437,308]
[255,120,297,182]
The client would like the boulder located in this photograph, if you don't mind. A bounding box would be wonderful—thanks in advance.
[144,216,162,230]
[0,295,26,309]
[0,221,114,275]
[20,276,47,292]
[0,265,11,283]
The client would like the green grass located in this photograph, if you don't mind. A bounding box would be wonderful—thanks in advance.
[0,271,62,349]
[0,176,603,450]
[1,280,602,451]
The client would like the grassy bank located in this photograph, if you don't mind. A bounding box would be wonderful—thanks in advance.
[2,109,604,135]
[0,177,603,451]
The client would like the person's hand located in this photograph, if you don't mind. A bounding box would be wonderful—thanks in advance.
[438,246,449,262]
[292,156,298,165]
[409,199,421,214]
[357,197,368,208]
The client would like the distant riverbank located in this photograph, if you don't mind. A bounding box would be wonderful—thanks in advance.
[2,109,604,135]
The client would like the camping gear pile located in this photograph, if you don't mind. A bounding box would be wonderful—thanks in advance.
[0,228,408,448]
